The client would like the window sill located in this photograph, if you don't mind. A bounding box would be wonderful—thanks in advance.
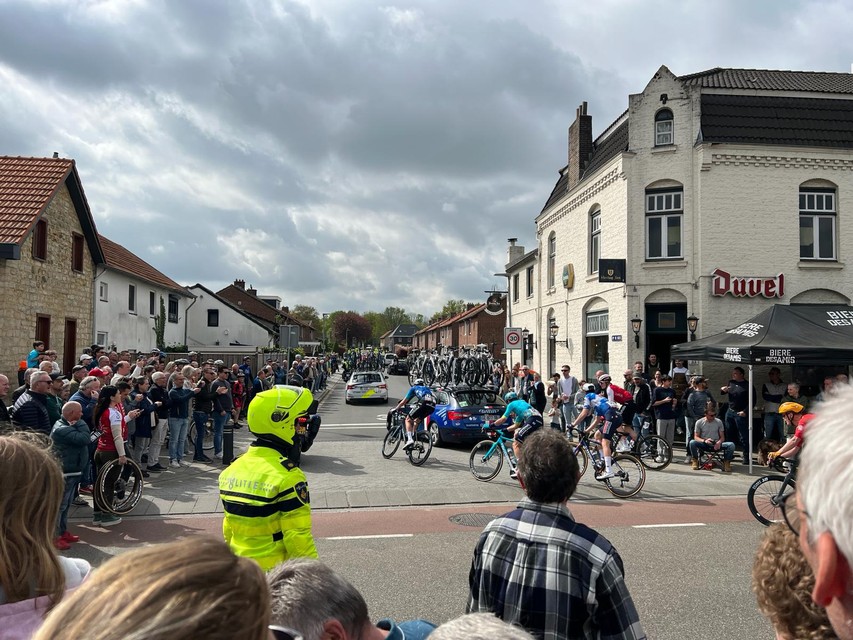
[642,260,688,269]
[651,145,677,154]
[128,311,137,316]
[586,273,599,283]
[545,287,557,295]
[798,260,843,269]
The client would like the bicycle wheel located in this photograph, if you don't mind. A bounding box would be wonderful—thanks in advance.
[382,428,401,459]
[469,440,503,481]
[95,458,145,515]
[748,476,795,526]
[573,445,589,478]
[407,430,433,466]
[604,454,645,498]
[634,435,672,471]
[187,418,214,451]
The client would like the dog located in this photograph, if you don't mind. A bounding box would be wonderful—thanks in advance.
[757,438,782,466]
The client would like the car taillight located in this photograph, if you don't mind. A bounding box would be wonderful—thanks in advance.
[447,410,472,421]
[346,385,354,390]
[378,384,387,389]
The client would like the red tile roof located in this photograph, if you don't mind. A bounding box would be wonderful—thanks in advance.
[0,156,74,244]
[216,284,309,329]
[99,235,188,294]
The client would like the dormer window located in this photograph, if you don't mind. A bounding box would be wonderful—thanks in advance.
[655,109,673,146]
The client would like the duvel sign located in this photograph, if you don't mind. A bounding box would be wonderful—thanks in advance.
[711,268,784,299]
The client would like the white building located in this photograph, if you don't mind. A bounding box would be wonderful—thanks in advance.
[95,235,194,351]
[508,66,853,389]
[185,284,275,349]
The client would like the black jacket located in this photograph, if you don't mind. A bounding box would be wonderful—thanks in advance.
[11,390,51,434]
[632,382,653,415]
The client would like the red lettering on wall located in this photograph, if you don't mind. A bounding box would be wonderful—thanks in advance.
[711,269,784,299]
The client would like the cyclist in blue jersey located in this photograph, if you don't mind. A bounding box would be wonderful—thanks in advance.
[570,379,624,480]
[492,391,544,479]
[392,378,436,451]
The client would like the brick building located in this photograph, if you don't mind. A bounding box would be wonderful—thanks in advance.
[0,156,104,376]
[508,66,853,387]
[454,300,507,360]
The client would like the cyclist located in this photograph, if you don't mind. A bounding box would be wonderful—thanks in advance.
[768,402,814,463]
[392,378,436,451]
[491,391,543,479]
[570,382,625,480]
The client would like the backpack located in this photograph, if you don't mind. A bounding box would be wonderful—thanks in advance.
[610,384,633,405]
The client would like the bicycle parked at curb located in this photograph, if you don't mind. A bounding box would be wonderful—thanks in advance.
[468,424,518,481]
[613,430,673,471]
[571,429,646,498]
[382,407,433,466]
[747,456,798,526]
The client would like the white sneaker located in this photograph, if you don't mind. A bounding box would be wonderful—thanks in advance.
[214,452,223,459]
[655,455,665,463]
[616,440,632,452]
[169,460,180,469]
[509,469,518,480]
[596,469,616,480]
[179,460,191,467]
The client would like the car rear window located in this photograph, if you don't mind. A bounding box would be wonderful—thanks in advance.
[455,391,505,408]
[352,373,381,383]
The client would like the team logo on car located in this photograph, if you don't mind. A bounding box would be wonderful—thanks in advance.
[294,481,310,505]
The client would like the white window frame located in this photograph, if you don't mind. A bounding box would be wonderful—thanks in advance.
[645,190,683,260]
[547,232,556,289]
[96,332,108,346]
[128,284,137,314]
[512,274,520,303]
[526,266,534,298]
[99,281,108,302]
[799,188,837,261]
[589,211,601,274]
[586,311,609,335]
[655,109,673,146]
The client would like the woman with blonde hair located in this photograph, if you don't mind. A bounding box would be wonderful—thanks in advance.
[35,537,270,640]
[0,433,90,638]
[752,523,835,640]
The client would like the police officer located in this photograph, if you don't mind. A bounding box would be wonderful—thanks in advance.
[218,384,318,570]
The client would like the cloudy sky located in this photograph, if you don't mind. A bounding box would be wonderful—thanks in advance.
[2,0,852,316]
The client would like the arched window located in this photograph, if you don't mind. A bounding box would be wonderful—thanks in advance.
[655,109,673,146]
[547,232,556,289]
[799,182,837,261]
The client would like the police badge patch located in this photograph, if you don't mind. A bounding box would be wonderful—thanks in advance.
[294,481,310,505]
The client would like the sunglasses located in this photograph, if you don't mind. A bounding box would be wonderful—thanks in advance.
[268,626,303,640]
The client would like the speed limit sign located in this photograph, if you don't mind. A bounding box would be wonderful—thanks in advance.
[504,327,523,350]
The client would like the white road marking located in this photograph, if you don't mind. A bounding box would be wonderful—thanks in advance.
[632,523,706,529]
[324,533,414,540]
[323,423,387,429]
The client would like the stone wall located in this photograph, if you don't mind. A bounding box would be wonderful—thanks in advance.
[0,184,94,379]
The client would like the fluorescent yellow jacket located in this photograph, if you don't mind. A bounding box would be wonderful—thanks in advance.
[219,441,318,570]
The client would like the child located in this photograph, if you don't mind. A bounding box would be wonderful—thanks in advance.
[547,397,562,431]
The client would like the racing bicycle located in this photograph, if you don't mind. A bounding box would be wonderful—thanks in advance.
[571,429,646,498]
[613,430,673,471]
[468,425,518,481]
[382,407,433,466]
[747,456,798,526]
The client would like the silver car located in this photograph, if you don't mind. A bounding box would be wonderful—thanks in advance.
[345,371,389,404]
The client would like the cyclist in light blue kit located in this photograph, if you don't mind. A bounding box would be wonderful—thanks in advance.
[570,381,624,480]
[392,378,436,451]
[491,391,543,479]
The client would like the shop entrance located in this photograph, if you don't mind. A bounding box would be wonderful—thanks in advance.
[644,303,688,371]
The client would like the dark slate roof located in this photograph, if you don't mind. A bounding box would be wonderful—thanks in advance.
[540,117,629,213]
[680,68,853,95]
[700,93,853,148]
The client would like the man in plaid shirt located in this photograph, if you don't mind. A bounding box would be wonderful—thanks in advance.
[466,428,645,639]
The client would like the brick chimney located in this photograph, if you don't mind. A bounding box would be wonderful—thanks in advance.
[567,101,593,190]
[281,306,289,314]
[234,279,245,290]
[507,238,524,266]
[246,284,257,296]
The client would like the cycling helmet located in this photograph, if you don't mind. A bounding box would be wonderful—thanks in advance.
[598,374,612,383]
[778,401,804,415]
[214,359,225,366]
[504,391,519,402]
[247,385,314,445]
[414,378,425,386]
[583,383,596,393]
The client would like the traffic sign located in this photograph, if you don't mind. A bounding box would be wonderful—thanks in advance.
[504,327,522,350]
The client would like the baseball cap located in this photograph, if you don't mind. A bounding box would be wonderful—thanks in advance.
[49,373,67,381]
[88,367,108,377]
[243,356,251,360]
[71,365,86,374]
[632,372,644,380]
[79,354,93,362]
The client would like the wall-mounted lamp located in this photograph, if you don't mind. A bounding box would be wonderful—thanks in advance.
[521,328,535,350]
[631,315,643,348]
[549,323,569,348]
[687,314,699,342]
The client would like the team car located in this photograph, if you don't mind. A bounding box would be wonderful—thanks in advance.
[345,371,389,404]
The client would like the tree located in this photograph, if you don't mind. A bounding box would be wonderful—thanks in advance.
[381,306,410,331]
[289,305,320,327]
[428,299,470,324]
[333,311,372,347]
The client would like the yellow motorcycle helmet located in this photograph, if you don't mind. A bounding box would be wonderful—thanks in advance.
[247,385,314,445]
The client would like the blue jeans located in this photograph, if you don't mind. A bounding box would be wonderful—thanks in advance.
[725,409,750,461]
[168,417,189,462]
[192,411,210,460]
[57,475,80,536]
[688,440,735,461]
[212,411,229,455]
[763,412,784,441]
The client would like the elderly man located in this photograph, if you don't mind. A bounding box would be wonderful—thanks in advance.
[10,370,52,434]
[795,385,853,640]
[50,401,91,549]
[0,373,11,430]
[467,429,645,639]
